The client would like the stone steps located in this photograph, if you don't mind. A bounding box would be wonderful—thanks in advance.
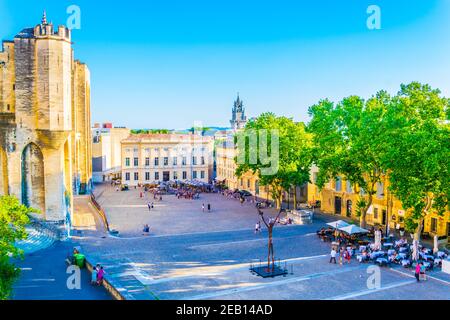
[15,227,56,255]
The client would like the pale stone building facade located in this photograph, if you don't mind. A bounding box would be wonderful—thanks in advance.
[0,14,92,223]
[121,134,213,186]
[92,123,130,182]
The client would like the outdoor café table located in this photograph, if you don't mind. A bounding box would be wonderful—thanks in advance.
[395,240,405,247]
[371,251,385,259]
[376,258,389,266]
[357,254,368,263]
[422,254,434,262]
[388,249,396,256]
[401,259,410,267]
[398,253,407,259]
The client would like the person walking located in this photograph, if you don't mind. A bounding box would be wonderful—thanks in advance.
[202,203,205,212]
[91,266,98,286]
[420,263,427,281]
[207,203,211,212]
[97,266,105,285]
[255,221,261,234]
[330,247,337,264]
[346,248,352,264]
[148,202,152,211]
[343,249,350,264]
[339,247,344,265]
[415,262,422,282]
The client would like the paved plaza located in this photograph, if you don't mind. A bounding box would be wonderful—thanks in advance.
[12,241,112,300]
[72,185,450,300]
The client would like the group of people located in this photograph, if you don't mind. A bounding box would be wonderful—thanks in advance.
[329,246,353,265]
[177,190,199,200]
[201,203,212,212]
[317,227,361,244]
[325,227,449,284]
[91,264,105,286]
[415,262,427,282]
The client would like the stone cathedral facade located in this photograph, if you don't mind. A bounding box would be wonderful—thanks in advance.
[0,13,92,224]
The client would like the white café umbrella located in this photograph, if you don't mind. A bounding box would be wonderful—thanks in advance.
[327,220,350,229]
[338,224,369,235]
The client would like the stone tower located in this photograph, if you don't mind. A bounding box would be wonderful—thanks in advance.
[0,13,92,225]
[230,94,247,130]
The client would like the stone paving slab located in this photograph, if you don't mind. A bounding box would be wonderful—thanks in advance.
[96,185,283,237]
[12,241,112,300]
[77,185,450,300]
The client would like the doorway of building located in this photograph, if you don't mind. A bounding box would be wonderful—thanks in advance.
[346,200,352,217]
[335,197,342,215]
[382,209,387,226]
[163,171,170,182]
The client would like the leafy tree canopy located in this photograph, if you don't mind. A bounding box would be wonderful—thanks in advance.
[308,92,391,227]
[0,196,36,300]
[382,82,450,238]
[235,112,313,208]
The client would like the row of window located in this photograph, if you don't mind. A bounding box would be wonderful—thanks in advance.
[334,177,385,198]
[125,147,207,153]
[125,156,206,167]
[124,170,206,181]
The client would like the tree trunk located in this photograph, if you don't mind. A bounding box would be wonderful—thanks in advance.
[360,195,373,229]
[293,187,297,210]
[414,217,425,242]
[360,211,367,229]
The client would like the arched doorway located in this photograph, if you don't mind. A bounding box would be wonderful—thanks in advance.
[0,146,8,195]
[21,143,45,213]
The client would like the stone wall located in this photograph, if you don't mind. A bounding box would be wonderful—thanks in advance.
[0,19,92,222]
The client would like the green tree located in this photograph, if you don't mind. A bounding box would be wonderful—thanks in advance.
[0,196,35,300]
[308,92,391,228]
[383,82,450,240]
[235,113,313,209]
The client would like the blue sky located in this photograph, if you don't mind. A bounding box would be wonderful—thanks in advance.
[1,0,449,129]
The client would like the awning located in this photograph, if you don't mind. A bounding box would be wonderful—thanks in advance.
[326,220,350,229]
[338,224,369,234]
